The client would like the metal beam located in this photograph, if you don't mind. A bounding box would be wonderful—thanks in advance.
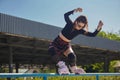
[0,42,47,50]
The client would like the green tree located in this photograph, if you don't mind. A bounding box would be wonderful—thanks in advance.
[98,31,120,41]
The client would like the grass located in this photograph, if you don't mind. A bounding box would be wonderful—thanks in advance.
[0,76,120,80]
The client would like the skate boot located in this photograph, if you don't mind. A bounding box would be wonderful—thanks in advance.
[69,66,86,74]
[57,61,70,75]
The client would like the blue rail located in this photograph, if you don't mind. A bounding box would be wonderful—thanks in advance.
[0,73,120,80]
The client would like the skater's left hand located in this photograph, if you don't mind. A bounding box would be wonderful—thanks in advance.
[97,20,103,31]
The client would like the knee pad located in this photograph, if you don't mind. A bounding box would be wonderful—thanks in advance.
[68,53,76,60]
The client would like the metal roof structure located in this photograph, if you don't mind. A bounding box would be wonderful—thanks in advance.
[0,13,120,52]
[0,13,120,72]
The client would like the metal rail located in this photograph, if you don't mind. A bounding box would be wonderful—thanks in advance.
[0,73,120,80]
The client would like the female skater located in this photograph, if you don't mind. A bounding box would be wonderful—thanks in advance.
[48,8,103,74]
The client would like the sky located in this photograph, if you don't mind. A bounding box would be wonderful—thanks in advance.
[0,0,120,33]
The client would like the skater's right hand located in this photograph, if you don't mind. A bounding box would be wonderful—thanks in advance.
[74,8,83,13]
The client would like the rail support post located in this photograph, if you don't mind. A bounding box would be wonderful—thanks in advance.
[96,74,99,80]
[43,76,47,80]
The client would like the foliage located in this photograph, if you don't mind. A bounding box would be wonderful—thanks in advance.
[109,60,119,72]
[98,31,120,41]
[83,60,120,73]
[84,63,104,73]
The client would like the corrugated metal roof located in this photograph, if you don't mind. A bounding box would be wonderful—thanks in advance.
[0,13,120,52]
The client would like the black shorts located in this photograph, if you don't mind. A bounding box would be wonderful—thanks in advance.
[48,36,70,56]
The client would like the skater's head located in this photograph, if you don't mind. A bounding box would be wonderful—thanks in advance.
[74,15,88,30]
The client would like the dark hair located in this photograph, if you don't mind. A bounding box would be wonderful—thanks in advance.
[75,15,88,24]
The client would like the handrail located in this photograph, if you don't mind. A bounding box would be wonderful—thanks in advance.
[0,73,120,80]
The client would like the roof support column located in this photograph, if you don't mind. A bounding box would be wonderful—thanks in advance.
[15,63,19,73]
[103,57,110,72]
[8,46,13,73]
[7,46,13,80]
